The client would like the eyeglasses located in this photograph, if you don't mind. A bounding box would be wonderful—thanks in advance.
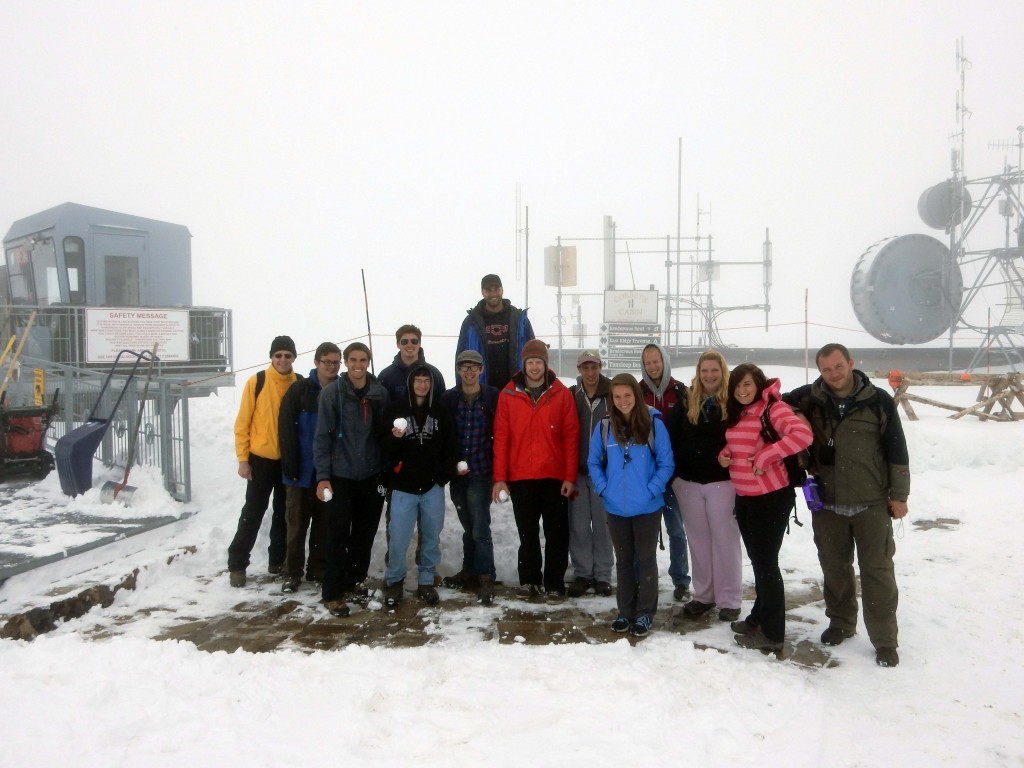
[458,363,482,372]
[399,338,420,346]
[318,359,342,368]
[273,352,294,360]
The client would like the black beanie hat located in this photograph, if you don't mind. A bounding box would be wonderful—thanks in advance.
[269,335,297,357]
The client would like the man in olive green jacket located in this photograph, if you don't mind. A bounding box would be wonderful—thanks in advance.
[783,343,909,668]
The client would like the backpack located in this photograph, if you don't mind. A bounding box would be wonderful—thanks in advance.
[254,369,303,401]
[760,399,809,489]
[598,414,657,462]
[760,399,808,529]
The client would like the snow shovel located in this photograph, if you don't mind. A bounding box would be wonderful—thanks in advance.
[101,343,159,505]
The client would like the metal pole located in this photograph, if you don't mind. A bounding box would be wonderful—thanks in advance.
[361,268,374,374]
[524,206,530,311]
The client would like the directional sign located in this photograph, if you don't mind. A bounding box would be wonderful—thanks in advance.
[603,323,661,334]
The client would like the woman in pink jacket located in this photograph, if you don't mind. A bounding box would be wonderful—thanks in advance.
[718,363,812,654]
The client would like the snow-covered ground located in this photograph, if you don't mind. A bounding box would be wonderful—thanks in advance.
[0,367,1022,766]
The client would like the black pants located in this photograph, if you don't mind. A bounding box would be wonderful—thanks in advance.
[509,478,569,592]
[734,486,794,643]
[322,474,386,602]
[284,485,328,580]
[608,510,661,620]
[227,454,287,572]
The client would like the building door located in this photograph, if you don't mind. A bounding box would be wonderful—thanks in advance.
[93,232,145,306]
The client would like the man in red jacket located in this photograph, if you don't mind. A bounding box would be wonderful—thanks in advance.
[492,339,579,599]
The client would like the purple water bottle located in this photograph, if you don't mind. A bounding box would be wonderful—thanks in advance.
[802,477,824,512]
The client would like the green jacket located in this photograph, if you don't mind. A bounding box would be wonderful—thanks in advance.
[783,371,910,507]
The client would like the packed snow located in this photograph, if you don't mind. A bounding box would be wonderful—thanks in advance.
[0,367,1022,766]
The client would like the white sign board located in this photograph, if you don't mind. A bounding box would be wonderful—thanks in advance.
[85,308,190,362]
[603,290,659,324]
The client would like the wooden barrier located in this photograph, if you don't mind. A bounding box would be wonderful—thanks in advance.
[872,370,1024,422]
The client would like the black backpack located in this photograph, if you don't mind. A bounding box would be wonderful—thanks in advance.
[760,399,809,529]
[760,399,809,489]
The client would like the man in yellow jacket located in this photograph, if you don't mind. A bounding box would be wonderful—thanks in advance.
[228,336,300,587]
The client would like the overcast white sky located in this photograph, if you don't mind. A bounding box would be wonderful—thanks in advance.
[2,1,1022,377]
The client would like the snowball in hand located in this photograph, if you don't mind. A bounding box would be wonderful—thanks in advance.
[498,489,509,502]
[393,417,408,431]
[457,460,469,472]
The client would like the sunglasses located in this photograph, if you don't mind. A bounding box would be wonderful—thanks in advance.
[399,338,421,346]
[273,352,294,360]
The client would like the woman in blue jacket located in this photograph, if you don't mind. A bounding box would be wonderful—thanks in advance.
[588,373,675,637]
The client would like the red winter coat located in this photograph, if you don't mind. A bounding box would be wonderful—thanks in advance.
[493,371,579,484]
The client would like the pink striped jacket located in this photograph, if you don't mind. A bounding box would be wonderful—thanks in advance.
[720,378,812,497]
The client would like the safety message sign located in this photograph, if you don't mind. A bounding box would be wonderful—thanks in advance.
[84,308,189,362]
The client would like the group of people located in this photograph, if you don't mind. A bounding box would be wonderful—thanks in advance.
[229,273,910,666]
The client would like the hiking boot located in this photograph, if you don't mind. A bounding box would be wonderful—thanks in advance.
[735,633,784,652]
[442,569,479,590]
[593,581,613,597]
[611,616,631,633]
[673,584,692,601]
[229,570,246,588]
[718,608,741,622]
[324,600,350,617]
[545,588,567,603]
[268,563,283,576]
[567,577,593,597]
[281,577,301,593]
[516,584,542,598]
[821,626,856,646]
[477,575,495,605]
[416,584,440,604]
[731,619,759,636]
[630,615,653,637]
[383,580,403,607]
[683,600,715,617]
[875,647,900,667]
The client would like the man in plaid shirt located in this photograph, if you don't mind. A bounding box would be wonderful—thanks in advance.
[440,349,501,603]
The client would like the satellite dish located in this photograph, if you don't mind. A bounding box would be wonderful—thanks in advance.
[850,234,963,344]
[918,181,972,230]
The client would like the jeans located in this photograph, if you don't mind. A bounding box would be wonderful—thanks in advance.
[449,474,496,578]
[734,487,794,643]
[608,510,661,620]
[284,485,328,580]
[568,475,614,582]
[662,489,691,588]
[322,474,386,602]
[227,454,287,572]
[384,485,446,586]
[509,478,569,592]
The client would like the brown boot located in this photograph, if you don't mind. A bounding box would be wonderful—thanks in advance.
[477,574,495,605]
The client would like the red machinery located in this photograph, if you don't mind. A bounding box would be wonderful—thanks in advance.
[0,391,59,482]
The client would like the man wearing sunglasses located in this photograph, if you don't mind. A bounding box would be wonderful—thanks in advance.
[378,324,446,404]
[228,335,300,587]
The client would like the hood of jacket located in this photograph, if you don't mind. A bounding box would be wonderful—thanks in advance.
[640,343,675,400]
[404,362,436,409]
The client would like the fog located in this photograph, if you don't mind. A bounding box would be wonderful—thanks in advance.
[1,1,1022,378]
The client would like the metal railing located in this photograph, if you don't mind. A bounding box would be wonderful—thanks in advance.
[0,303,232,374]
[22,356,193,502]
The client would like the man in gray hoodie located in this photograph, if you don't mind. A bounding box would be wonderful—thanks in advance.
[640,343,692,601]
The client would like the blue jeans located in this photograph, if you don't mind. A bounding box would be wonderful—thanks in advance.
[449,474,496,578]
[663,489,691,588]
[384,485,445,586]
